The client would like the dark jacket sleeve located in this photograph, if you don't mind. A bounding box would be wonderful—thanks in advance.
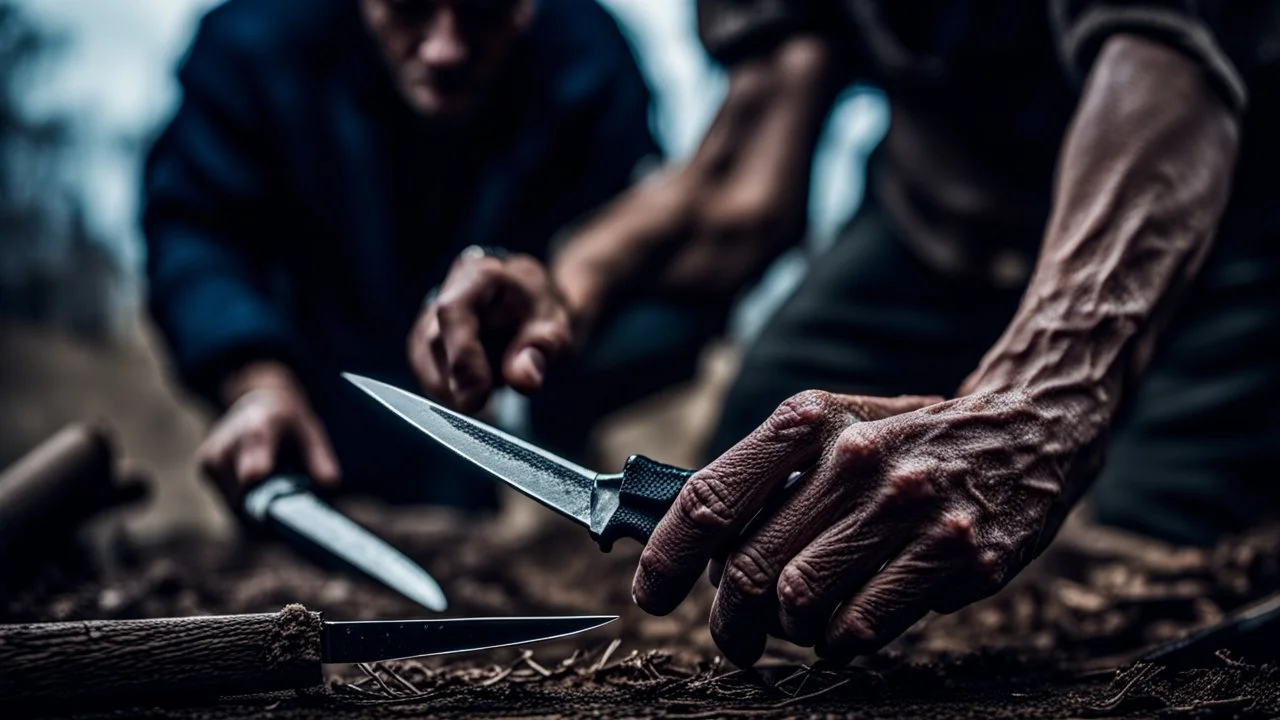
[143,11,303,406]
[1051,0,1280,114]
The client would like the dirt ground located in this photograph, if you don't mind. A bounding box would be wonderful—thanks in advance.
[5,496,1280,718]
[4,320,1280,718]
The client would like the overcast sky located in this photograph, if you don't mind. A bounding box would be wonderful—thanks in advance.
[11,0,883,280]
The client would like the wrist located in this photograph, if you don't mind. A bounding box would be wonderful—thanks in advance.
[219,360,304,408]
[550,258,608,345]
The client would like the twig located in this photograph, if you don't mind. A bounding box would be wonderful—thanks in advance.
[521,650,553,677]
[478,664,517,687]
[356,663,398,697]
[686,668,744,691]
[772,665,810,692]
[1215,649,1250,668]
[1085,663,1162,714]
[771,677,851,708]
[592,638,622,672]
[383,664,422,695]
[337,683,381,698]
[560,649,583,669]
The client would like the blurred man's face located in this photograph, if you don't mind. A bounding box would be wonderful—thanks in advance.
[362,0,534,119]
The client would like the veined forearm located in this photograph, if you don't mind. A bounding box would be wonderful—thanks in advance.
[552,34,841,336]
[964,35,1239,441]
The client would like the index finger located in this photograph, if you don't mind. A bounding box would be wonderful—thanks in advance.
[632,391,839,616]
[435,259,504,412]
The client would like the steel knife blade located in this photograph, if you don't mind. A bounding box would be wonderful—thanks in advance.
[322,614,617,663]
[344,373,696,550]
[244,475,448,611]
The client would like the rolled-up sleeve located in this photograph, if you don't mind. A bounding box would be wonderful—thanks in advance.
[1051,1,1257,114]
[697,0,826,65]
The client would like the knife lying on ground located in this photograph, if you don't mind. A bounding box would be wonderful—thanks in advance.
[345,374,694,551]
[244,474,448,611]
[1136,591,1280,669]
[0,604,614,706]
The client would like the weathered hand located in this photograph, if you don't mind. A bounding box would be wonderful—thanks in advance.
[200,374,339,505]
[409,249,575,414]
[633,389,1082,666]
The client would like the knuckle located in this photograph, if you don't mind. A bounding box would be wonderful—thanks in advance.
[777,561,823,616]
[506,254,542,278]
[882,468,935,506]
[541,326,572,352]
[470,260,503,284]
[766,391,829,441]
[435,294,463,318]
[723,548,776,600]
[938,510,980,548]
[833,427,877,467]
[677,473,737,533]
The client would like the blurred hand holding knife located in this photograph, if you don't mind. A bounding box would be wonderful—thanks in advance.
[344,373,695,551]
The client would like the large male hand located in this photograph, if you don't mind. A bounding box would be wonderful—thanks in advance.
[633,389,1079,667]
[199,361,340,505]
[409,248,577,414]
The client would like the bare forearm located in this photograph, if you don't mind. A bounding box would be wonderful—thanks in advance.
[552,35,840,335]
[964,35,1239,446]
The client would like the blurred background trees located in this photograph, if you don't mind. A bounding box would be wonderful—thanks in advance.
[0,1,124,341]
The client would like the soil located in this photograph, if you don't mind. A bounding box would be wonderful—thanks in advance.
[4,495,1280,719]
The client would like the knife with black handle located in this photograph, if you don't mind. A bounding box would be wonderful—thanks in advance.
[0,604,614,707]
[344,374,698,551]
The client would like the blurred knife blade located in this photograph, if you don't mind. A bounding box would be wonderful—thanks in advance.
[244,475,447,612]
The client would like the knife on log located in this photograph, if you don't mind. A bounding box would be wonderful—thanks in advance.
[0,604,614,706]
[243,474,448,612]
[345,374,696,551]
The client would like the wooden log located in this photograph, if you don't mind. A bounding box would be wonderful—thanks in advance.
[0,604,324,706]
[0,423,130,563]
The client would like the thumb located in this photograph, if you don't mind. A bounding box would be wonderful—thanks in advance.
[506,346,548,393]
[502,317,571,394]
[297,415,341,487]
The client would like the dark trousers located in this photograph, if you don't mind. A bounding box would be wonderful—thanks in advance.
[710,198,1280,546]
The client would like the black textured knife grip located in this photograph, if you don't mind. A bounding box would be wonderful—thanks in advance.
[0,605,323,708]
[597,455,694,550]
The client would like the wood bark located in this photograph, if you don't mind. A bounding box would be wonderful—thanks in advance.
[0,605,324,707]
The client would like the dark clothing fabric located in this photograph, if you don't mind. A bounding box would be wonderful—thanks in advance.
[144,0,667,505]
[712,188,1280,546]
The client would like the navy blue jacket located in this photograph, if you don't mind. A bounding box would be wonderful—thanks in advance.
[144,0,657,500]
